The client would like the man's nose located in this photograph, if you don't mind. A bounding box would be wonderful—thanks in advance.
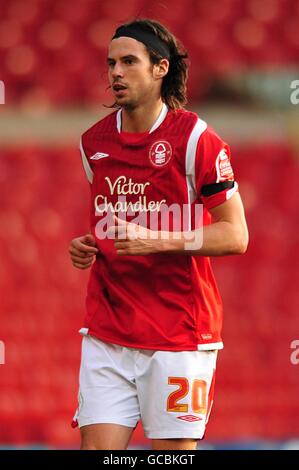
[112,63,124,78]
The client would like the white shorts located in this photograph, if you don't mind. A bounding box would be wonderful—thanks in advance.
[73,335,218,439]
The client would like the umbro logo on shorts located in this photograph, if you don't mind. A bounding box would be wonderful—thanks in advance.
[177,415,202,422]
[90,152,110,160]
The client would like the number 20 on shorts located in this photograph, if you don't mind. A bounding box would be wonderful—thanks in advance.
[167,377,207,414]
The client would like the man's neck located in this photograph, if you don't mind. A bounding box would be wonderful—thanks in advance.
[121,99,164,133]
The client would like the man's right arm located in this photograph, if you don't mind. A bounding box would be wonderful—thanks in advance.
[71,136,97,269]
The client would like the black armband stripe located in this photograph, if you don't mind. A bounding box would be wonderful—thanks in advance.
[201,181,235,197]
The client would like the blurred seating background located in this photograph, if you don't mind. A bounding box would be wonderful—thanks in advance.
[0,0,299,449]
[1,0,299,107]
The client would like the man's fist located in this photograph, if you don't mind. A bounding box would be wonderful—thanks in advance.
[69,234,98,269]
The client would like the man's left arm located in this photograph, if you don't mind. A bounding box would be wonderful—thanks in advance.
[160,191,249,256]
[111,192,248,256]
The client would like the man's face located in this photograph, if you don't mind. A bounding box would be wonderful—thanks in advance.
[107,37,158,109]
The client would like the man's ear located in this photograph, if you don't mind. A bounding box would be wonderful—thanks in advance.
[153,59,169,80]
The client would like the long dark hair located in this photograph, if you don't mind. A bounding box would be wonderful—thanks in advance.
[110,19,189,110]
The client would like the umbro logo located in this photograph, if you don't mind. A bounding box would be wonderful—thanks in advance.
[177,415,202,422]
[90,152,110,160]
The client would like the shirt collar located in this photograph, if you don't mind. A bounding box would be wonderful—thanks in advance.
[116,103,168,134]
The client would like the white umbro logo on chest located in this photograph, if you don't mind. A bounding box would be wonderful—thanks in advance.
[90,152,110,160]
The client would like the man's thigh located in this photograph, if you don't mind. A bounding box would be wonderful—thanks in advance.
[137,349,218,440]
[74,336,140,435]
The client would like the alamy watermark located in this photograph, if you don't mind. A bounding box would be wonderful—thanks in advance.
[0,80,4,104]
[94,198,204,251]
[0,341,5,364]
[290,80,299,105]
[290,340,299,365]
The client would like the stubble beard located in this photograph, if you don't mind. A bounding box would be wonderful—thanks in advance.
[118,97,138,111]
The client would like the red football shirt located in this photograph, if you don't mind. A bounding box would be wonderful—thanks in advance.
[79,104,238,351]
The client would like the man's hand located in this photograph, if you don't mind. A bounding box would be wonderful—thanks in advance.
[69,234,99,269]
[108,216,161,256]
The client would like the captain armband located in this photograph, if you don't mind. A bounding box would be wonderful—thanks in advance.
[201,181,235,197]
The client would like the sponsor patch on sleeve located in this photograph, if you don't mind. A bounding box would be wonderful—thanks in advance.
[215,148,234,183]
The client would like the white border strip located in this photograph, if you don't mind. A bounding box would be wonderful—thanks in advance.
[197,341,224,351]
[80,138,93,184]
[149,103,168,133]
[226,181,239,200]
[79,327,89,336]
[185,119,207,230]
[116,109,122,132]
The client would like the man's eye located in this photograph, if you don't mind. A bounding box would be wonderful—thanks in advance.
[125,59,133,65]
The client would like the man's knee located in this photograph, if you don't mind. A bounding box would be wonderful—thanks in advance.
[79,423,133,450]
[80,441,97,450]
[152,438,198,450]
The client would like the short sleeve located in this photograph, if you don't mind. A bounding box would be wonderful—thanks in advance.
[195,127,238,210]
